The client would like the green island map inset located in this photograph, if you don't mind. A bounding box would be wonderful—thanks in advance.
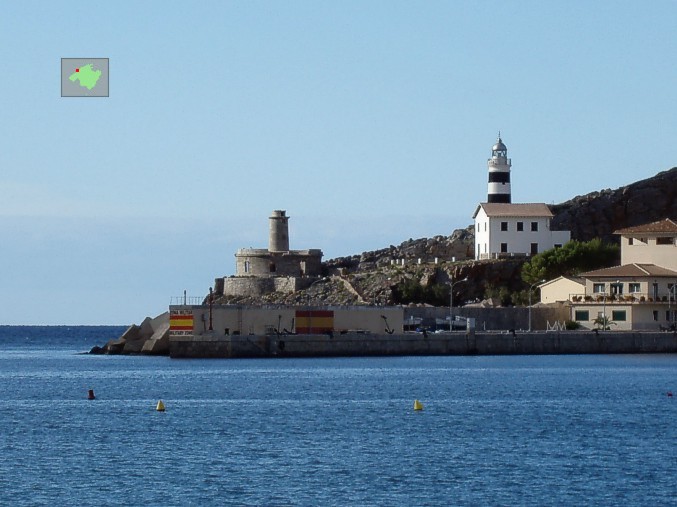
[68,64,102,90]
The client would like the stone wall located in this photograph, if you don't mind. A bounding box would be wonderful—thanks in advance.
[170,330,677,358]
[220,276,317,297]
[235,249,323,277]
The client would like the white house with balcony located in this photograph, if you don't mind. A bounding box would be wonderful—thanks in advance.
[543,218,677,330]
[473,202,571,260]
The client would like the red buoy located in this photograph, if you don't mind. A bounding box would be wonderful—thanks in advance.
[88,389,96,400]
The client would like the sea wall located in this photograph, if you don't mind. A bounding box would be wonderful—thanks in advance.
[169,330,677,359]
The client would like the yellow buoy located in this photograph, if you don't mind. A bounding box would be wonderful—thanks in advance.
[156,400,166,412]
[413,399,424,411]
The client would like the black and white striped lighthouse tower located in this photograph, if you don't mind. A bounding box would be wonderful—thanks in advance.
[487,134,512,203]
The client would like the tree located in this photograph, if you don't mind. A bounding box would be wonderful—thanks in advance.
[592,315,616,331]
[522,239,619,285]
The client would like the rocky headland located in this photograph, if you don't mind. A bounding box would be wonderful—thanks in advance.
[96,167,676,354]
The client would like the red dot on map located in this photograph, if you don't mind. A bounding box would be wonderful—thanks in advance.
[76,68,79,72]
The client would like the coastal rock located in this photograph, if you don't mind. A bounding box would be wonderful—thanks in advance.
[551,167,677,243]
[104,337,126,354]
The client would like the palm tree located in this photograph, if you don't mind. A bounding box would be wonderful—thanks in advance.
[593,315,616,331]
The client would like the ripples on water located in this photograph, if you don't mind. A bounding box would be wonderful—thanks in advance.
[0,327,675,506]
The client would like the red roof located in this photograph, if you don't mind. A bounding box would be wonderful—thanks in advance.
[581,263,677,278]
[614,218,677,235]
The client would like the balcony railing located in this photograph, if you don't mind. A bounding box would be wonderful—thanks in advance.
[569,292,676,304]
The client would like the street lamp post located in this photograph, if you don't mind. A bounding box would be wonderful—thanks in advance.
[601,284,607,331]
[528,279,546,332]
[449,276,468,331]
[668,283,677,331]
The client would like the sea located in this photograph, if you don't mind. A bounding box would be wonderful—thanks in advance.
[0,326,675,506]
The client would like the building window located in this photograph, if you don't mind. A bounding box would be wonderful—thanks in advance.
[612,310,626,321]
[517,222,524,232]
[593,283,605,294]
[667,311,672,321]
[244,261,251,273]
[500,243,508,253]
[652,310,659,321]
[554,244,562,249]
[653,283,659,300]
[484,222,487,232]
[531,222,538,231]
[501,222,508,231]
[628,238,634,245]
[269,262,276,273]
[611,283,623,295]
[575,310,589,321]
[629,283,640,293]
[656,237,673,245]
[530,243,538,255]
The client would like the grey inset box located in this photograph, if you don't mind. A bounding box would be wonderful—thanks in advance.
[61,58,109,97]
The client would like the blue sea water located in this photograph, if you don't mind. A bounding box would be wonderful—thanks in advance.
[0,327,675,506]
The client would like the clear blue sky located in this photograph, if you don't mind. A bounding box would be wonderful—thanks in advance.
[1,1,675,324]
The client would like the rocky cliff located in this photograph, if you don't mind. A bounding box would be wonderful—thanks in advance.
[551,167,677,243]
[212,166,676,308]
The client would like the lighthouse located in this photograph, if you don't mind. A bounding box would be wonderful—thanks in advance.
[268,210,290,252]
[487,135,511,203]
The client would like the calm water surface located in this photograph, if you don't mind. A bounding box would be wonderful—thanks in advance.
[0,327,675,506]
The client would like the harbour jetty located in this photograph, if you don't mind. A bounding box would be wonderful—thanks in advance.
[169,330,677,359]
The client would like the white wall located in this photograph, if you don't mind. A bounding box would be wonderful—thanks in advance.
[621,236,677,270]
[474,207,570,260]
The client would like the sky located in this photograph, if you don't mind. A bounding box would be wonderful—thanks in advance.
[1,1,675,325]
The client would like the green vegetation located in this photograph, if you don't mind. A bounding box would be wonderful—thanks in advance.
[483,284,513,306]
[521,239,619,285]
[593,315,616,330]
[564,320,581,330]
[392,278,450,306]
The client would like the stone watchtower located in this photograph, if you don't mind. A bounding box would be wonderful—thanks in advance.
[215,210,323,297]
[269,210,290,252]
[487,135,512,203]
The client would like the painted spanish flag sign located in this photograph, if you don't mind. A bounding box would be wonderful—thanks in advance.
[170,310,194,333]
[296,310,334,334]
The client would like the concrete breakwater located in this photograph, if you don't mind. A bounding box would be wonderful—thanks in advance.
[169,331,677,359]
